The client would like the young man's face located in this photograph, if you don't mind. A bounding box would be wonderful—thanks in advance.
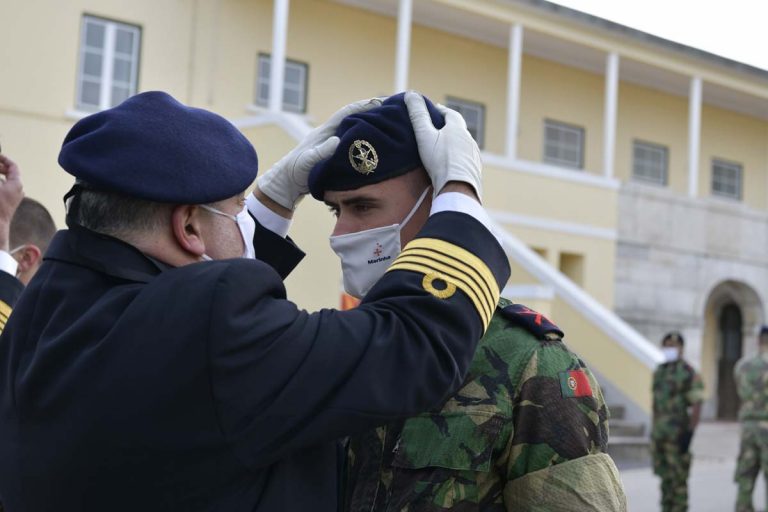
[323,170,431,246]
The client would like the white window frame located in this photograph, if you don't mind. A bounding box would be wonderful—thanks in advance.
[711,158,743,200]
[632,140,668,186]
[255,53,308,113]
[445,96,485,149]
[76,15,141,111]
[543,119,584,170]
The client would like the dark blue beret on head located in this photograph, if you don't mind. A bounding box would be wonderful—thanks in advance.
[308,92,445,200]
[58,91,258,204]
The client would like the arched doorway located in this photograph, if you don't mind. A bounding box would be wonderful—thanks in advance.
[717,303,742,419]
[701,281,763,420]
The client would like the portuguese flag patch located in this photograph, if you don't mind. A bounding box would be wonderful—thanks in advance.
[559,370,592,398]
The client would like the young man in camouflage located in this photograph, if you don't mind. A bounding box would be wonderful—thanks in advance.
[308,92,627,511]
[734,326,768,512]
[651,332,704,512]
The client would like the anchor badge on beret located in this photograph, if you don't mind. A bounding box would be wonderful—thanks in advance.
[348,139,378,175]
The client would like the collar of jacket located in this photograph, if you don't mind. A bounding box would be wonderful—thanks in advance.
[44,224,171,284]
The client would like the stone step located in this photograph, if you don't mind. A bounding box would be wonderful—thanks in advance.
[609,419,646,437]
[607,436,651,470]
[608,404,626,420]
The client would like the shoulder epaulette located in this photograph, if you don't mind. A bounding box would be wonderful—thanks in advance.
[500,303,564,341]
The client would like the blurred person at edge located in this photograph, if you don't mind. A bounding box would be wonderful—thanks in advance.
[310,92,627,511]
[733,326,768,512]
[0,91,510,511]
[651,332,704,512]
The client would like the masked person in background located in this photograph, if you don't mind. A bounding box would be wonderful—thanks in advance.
[651,331,704,512]
[0,91,511,511]
[308,92,627,511]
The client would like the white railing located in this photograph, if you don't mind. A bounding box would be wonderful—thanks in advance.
[492,220,665,369]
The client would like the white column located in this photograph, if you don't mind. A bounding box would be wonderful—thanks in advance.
[99,24,117,110]
[394,0,413,93]
[506,23,523,159]
[602,52,619,178]
[688,76,702,197]
[269,0,290,112]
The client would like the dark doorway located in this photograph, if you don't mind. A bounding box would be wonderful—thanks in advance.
[717,303,743,419]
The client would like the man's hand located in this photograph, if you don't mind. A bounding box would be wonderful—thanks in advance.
[256,97,384,213]
[0,154,24,251]
[404,91,483,201]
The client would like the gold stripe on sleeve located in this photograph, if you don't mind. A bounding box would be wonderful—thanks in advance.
[388,261,491,328]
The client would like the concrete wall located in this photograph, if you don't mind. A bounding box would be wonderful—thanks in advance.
[614,182,768,417]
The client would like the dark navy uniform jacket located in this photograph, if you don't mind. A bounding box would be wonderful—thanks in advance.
[0,210,509,512]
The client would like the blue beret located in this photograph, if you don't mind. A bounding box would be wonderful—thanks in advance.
[58,91,258,204]
[308,92,444,200]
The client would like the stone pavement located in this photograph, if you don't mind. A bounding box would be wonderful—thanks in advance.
[620,422,766,511]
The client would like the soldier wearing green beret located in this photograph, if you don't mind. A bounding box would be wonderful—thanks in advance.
[734,326,768,512]
[651,332,704,512]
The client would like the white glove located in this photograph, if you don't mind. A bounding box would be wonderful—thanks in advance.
[404,91,483,200]
[257,97,383,210]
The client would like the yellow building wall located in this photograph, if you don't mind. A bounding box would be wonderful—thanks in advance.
[552,296,653,415]
[615,82,689,194]
[518,55,605,174]
[0,0,194,226]
[700,105,768,209]
[409,24,508,155]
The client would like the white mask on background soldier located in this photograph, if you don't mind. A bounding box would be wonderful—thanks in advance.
[661,347,679,363]
[200,204,256,260]
[330,188,430,299]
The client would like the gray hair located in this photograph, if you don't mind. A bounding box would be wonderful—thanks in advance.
[74,189,172,239]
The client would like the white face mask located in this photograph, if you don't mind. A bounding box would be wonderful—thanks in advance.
[661,347,680,363]
[330,187,430,299]
[199,204,256,260]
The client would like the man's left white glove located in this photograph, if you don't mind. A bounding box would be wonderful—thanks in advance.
[404,91,483,200]
[257,98,383,211]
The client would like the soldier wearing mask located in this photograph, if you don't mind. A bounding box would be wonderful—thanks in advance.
[651,331,704,512]
[309,92,627,511]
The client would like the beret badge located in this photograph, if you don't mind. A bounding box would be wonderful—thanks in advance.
[348,139,378,175]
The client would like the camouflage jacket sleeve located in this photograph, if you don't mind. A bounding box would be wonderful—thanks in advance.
[496,301,625,510]
[685,366,705,406]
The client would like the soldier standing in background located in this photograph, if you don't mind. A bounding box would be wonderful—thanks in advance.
[651,331,704,512]
[734,326,768,512]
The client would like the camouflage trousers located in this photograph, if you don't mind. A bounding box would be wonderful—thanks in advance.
[734,421,768,512]
[651,437,691,512]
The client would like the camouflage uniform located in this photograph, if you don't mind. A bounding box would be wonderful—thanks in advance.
[651,358,704,512]
[344,299,627,511]
[734,352,768,512]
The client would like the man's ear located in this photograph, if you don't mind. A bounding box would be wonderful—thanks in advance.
[16,245,42,273]
[171,205,206,258]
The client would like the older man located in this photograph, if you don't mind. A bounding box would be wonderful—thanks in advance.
[309,92,627,511]
[0,91,509,511]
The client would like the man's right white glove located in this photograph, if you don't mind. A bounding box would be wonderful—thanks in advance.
[404,91,483,200]
[257,98,383,210]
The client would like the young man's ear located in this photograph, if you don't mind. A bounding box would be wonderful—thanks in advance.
[171,205,206,258]
[15,245,42,274]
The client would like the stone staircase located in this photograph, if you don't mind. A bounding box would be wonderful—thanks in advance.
[606,404,651,469]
